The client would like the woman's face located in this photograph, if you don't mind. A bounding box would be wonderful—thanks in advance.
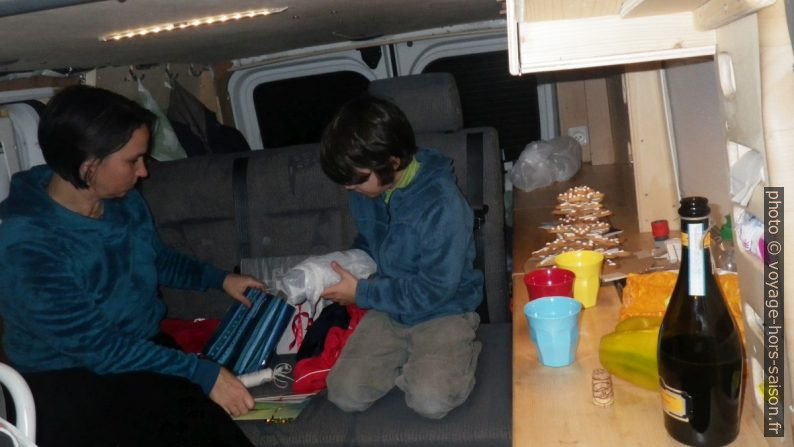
[83,125,149,198]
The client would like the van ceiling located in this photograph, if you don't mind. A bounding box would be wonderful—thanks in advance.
[0,0,503,73]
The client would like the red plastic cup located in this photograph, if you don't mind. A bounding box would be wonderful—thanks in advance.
[651,219,670,239]
[523,268,576,301]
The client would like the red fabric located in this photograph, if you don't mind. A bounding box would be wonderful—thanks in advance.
[160,318,221,353]
[288,303,312,352]
[292,305,367,394]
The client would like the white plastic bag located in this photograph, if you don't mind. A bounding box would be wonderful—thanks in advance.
[729,150,765,206]
[136,80,187,161]
[275,249,377,308]
[509,136,582,192]
[272,249,376,353]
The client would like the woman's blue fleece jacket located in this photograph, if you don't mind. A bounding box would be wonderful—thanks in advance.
[352,148,484,325]
[0,165,225,393]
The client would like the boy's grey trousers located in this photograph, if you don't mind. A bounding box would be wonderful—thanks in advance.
[327,309,481,419]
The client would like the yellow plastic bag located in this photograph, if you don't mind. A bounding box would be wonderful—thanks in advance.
[601,273,745,391]
[618,271,744,340]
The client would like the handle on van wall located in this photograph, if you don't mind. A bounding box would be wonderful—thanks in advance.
[0,363,36,442]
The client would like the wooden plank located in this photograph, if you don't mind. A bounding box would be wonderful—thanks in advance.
[507,0,522,75]
[624,64,679,232]
[716,16,765,153]
[621,0,708,18]
[695,0,776,30]
[511,265,766,446]
[213,61,236,125]
[605,72,631,164]
[516,12,715,73]
[556,79,590,162]
[520,0,623,22]
[757,2,794,436]
[585,76,616,165]
[711,7,794,439]
[0,75,79,93]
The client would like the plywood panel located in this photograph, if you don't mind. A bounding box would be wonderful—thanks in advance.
[695,0,776,30]
[520,0,623,22]
[556,70,621,165]
[621,0,707,18]
[757,1,794,437]
[624,63,679,232]
[585,76,616,165]
[556,79,590,161]
[605,72,631,164]
[516,12,716,73]
[715,15,765,151]
[0,75,79,93]
[664,58,732,217]
[96,64,215,117]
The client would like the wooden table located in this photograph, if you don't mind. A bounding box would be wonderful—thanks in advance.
[511,174,767,446]
[511,278,765,446]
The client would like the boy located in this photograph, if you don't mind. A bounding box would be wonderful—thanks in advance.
[319,94,483,419]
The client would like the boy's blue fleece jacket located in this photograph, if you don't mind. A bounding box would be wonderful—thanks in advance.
[0,165,225,393]
[352,148,484,325]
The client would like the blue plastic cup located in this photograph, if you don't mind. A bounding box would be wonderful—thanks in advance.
[523,296,582,367]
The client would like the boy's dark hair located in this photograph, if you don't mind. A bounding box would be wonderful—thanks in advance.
[321,94,417,186]
[38,84,156,189]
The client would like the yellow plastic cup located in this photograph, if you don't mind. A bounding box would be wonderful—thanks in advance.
[554,250,605,308]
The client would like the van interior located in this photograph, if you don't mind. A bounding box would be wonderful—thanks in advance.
[0,1,792,446]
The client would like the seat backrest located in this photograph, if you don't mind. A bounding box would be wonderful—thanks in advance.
[141,73,507,323]
[141,144,355,319]
[369,73,508,323]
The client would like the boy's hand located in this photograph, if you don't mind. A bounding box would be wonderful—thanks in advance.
[222,273,266,308]
[321,261,358,306]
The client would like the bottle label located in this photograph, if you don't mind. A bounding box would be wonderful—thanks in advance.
[660,378,690,422]
[680,232,711,247]
[685,224,706,296]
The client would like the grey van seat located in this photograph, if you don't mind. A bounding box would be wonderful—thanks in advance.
[239,322,510,447]
[369,73,508,323]
[140,145,355,319]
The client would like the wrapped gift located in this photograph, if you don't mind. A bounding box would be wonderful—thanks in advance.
[203,288,293,374]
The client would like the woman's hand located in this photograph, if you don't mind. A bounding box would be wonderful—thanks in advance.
[209,367,255,417]
[320,261,358,306]
[222,273,266,307]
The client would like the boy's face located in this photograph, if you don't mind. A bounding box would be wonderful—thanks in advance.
[345,168,394,198]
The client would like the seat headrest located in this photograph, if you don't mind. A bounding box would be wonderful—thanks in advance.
[368,73,463,133]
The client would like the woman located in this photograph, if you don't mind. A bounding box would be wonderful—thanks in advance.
[0,85,259,446]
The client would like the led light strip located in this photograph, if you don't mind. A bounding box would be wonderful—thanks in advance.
[100,6,288,42]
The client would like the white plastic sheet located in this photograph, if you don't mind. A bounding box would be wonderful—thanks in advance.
[729,150,765,206]
[509,136,582,192]
[136,80,187,161]
[276,249,377,308]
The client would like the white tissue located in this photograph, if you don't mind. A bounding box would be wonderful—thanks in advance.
[730,150,765,206]
[275,249,377,308]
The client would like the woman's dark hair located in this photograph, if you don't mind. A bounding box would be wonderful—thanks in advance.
[38,85,156,189]
[321,94,417,186]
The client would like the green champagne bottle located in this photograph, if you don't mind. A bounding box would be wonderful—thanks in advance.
[657,197,745,446]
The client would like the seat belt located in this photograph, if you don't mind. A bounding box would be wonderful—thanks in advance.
[232,157,251,268]
[466,132,485,228]
[466,131,490,323]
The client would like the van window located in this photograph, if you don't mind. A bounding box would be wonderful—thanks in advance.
[422,51,540,161]
[253,71,369,148]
